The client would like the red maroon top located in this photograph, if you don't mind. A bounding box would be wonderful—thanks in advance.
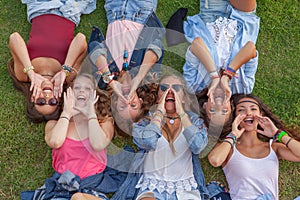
[27,14,75,65]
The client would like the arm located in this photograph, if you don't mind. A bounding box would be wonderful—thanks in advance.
[88,116,114,151]
[9,32,47,100]
[190,37,220,97]
[220,41,257,101]
[128,50,158,101]
[45,88,74,148]
[208,114,245,167]
[255,115,300,162]
[275,135,300,162]
[51,33,87,98]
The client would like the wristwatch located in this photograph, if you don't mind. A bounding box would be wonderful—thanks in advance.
[23,65,34,74]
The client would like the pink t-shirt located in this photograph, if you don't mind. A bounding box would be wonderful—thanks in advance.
[106,20,144,71]
[52,137,107,179]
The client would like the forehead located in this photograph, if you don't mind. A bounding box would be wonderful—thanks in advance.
[236,98,259,108]
[160,76,182,84]
[74,76,94,86]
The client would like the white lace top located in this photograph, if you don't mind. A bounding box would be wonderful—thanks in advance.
[206,17,238,69]
[136,129,198,194]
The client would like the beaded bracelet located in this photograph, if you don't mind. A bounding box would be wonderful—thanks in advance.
[225,133,237,145]
[277,131,288,143]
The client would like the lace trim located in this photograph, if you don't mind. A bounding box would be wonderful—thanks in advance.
[136,176,198,194]
[207,17,238,44]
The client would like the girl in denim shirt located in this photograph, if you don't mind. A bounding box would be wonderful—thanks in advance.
[168,0,259,128]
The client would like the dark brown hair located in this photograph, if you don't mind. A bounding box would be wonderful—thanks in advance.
[231,93,298,140]
[7,59,62,123]
[197,87,233,140]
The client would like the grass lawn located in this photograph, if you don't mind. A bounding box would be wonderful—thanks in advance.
[0,0,299,199]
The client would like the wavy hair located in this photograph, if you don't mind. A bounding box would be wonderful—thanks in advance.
[7,59,62,123]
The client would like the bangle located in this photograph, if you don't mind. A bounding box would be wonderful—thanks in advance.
[98,63,109,71]
[285,138,293,148]
[227,66,236,73]
[60,116,70,121]
[277,131,288,143]
[223,139,233,148]
[225,133,237,145]
[23,65,34,74]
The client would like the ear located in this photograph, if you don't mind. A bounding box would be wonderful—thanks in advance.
[139,98,143,104]
[203,102,207,109]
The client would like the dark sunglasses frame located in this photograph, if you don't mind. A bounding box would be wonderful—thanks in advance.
[35,97,59,106]
[159,84,183,92]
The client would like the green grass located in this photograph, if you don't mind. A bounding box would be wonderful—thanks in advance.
[0,0,299,199]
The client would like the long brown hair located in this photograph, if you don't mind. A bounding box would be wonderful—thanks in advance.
[7,59,62,123]
[231,93,299,140]
[197,87,233,140]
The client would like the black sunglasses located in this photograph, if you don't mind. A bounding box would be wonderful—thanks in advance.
[159,84,183,92]
[35,98,58,106]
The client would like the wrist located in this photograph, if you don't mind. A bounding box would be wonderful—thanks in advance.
[23,65,34,74]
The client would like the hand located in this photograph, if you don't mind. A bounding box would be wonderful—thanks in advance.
[255,115,278,138]
[220,76,232,104]
[51,70,66,98]
[173,89,184,115]
[109,80,128,103]
[128,77,140,102]
[156,88,169,115]
[207,78,220,105]
[63,87,76,117]
[74,89,99,118]
[231,114,246,139]
[28,71,47,101]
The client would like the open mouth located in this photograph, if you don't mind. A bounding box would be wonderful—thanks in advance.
[42,87,53,92]
[121,86,131,96]
[77,95,86,102]
[244,118,254,124]
[165,97,175,102]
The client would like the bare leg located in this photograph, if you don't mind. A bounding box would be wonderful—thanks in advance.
[9,32,32,81]
[71,192,103,200]
[229,0,257,12]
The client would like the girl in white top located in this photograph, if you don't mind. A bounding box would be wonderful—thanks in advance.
[208,94,300,200]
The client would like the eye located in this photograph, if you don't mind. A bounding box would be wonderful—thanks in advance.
[130,103,137,108]
[209,108,216,113]
[222,109,228,114]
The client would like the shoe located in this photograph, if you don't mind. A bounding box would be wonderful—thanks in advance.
[166,8,188,47]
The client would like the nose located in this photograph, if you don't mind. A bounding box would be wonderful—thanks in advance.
[246,108,253,116]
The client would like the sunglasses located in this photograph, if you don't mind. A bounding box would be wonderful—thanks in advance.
[159,84,183,92]
[35,98,58,106]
